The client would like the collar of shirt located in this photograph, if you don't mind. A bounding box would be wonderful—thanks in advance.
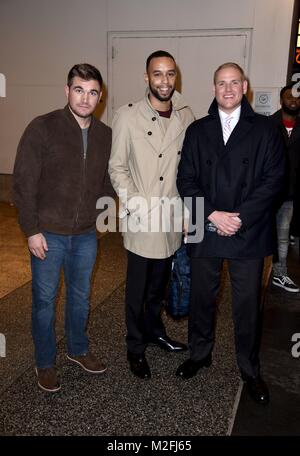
[218,105,241,132]
[157,103,172,118]
[282,118,296,129]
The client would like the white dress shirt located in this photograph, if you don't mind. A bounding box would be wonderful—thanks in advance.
[219,105,241,143]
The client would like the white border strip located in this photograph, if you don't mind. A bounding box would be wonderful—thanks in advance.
[226,380,244,435]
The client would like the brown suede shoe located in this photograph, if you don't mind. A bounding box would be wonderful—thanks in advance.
[35,367,61,393]
[67,352,107,374]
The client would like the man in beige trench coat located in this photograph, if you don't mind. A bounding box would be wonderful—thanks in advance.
[109,50,194,379]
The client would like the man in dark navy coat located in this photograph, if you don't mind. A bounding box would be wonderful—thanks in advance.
[176,62,285,405]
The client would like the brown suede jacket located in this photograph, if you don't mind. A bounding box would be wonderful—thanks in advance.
[13,105,114,237]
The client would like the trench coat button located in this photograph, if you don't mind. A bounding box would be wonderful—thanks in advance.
[152,117,156,121]
[148,131,152,135]
[178,151,181,155]
[128,103,133,107]
[241,182,247,188]
[159,154,163,158]
[160,176,164,181]
[243,158,249,164]
[206,159,212,165]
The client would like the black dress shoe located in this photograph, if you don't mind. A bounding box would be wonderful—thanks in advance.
[127,352,151,379]
[242,374,270,405]
[149,335,187,352]
[176,355,212,379]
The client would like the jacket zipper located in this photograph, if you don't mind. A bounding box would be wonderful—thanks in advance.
[74,137,87,228]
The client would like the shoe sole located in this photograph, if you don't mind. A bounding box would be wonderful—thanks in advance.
[272,282,299,292]
[66,355,107,374]
[35,368,61,393]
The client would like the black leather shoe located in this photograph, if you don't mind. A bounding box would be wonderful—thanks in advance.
[127,352,151,379]
[176,355,212,379]
[149,335,187,352]
[242,374,270,405]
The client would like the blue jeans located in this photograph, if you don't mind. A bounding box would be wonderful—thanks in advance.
[273,201,293,276]
[31,230,97,368]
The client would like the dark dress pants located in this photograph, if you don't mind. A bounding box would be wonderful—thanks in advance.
[125,250,172,355]
[189,257,264,378]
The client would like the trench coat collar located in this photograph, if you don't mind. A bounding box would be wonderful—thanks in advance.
[206,96,255,155]
[143,89,190,153]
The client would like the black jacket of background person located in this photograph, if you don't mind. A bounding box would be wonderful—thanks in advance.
[177,96,285,259]
[270,109,300,201]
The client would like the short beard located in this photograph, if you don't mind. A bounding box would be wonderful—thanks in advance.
[149,85,175,103]
[282,104,300,117]
[69,104,92,119]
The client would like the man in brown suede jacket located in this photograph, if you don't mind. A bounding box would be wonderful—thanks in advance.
[14,63,113,393]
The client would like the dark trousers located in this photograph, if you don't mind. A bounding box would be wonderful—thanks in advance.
[125,250,172,354]
[189,257,264,378]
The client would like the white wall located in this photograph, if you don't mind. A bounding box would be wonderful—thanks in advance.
[0,0,295,174]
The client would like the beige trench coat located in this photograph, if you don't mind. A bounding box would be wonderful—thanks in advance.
[109,89,194,259]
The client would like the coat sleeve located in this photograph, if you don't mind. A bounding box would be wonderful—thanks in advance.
[109,110,139,208]
[177,124,216,221]
[13,120,43,237]
[236,124,286,230]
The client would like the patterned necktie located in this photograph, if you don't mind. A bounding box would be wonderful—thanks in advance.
[223,116,233,144]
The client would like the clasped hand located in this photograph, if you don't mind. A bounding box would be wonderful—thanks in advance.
[208,211,242,237]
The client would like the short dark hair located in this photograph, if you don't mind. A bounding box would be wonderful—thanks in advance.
[146,50,176,71]
[67,63,103,88]
[213,62,246,84]
[280,82,298,98]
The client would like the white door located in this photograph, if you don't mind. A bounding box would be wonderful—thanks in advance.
[108,30,251,121]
